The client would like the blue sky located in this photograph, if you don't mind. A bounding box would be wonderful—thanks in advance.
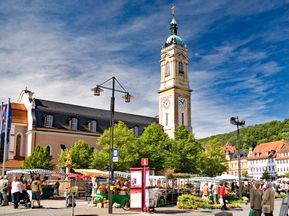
[0,0,289,138]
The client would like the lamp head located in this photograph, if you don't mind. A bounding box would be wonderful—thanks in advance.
[122,93,133,103]
[91,86,103,96]
[230,117,237,125]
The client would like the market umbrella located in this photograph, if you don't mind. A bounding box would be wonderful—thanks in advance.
[215,174,239,181]
[74,169,109,178]
[67,173,86,179]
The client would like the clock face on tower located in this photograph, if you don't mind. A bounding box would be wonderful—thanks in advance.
[179,97,187,109]
[163,98,170,109]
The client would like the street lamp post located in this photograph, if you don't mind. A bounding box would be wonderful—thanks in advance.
[92,77,133,214]
[230,116,245,199]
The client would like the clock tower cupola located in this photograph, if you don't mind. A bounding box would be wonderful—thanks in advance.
[159,5,192,139]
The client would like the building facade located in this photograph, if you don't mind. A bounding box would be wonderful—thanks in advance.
[275,144,289,176]
[223,141,248,176]
[0,90,157,170]
[158,10,192,139]
[247,140,289,179]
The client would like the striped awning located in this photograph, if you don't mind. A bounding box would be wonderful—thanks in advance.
[6,169,64,175]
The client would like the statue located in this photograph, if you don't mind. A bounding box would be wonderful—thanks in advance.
[65,149,72,166]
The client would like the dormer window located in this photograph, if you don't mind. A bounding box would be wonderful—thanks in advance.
[89,120,97,132]
[44,115,53,128]
[70,118,78,130]
[133,126,139,137]
[178,62,184,74]
[165,62,170,76]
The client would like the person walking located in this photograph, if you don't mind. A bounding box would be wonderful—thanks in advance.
[250,181,262,216]
[202,183,209,200]
[219,182,228,210]
[11,177,23,208]
[212,183,219,204]
[31,176,43,208]
[262,182,275,216]
[0,175,9,206]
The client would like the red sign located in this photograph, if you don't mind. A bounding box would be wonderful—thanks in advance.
[141,158,149,166]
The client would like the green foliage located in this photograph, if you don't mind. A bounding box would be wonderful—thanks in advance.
[70,140,93,169]
[200,119,289,150]
[90,121,138,171]
[137,123,173,172]
[57,140,93,169]
[261,170,271,180]
[57,149,67,169]
[168,125,202,174]
[23,145,54,169]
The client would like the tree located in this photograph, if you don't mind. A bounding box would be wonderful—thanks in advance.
[23,145,54,169]
[57,140,93,169]
[90,121,138,171]
[137,123,172,172]
[168,125,202,174]
[198,139,227,176]
[261,170,271,180]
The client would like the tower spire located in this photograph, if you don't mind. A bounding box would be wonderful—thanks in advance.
[170,4,178,35]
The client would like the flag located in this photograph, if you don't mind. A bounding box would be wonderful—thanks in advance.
[5,99,12,145]
[0,103,6,134]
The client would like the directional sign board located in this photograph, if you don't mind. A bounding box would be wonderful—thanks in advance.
[112,149,118,162]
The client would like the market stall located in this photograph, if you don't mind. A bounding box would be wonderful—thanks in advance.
[74,169,130,208]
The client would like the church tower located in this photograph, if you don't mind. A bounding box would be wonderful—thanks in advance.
[159,5,192,139]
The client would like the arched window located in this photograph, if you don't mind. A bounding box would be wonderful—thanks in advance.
[46,145,52,155]
[16,134,22,156]
[44,115,53,128]
[70,118,78,130]
[178,62,184,74]
[165,62,170,76]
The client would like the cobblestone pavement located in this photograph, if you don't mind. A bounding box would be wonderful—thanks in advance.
[0,198,283,216]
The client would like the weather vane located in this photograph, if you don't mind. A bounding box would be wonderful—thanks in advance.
[171,4,175,16]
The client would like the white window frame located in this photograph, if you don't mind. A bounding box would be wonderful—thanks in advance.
[44,115,53,128]
[71,118,78,130]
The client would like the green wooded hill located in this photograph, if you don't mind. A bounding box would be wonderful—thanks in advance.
[199,119,289,150]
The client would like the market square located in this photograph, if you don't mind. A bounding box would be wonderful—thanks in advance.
[1,1,289,215]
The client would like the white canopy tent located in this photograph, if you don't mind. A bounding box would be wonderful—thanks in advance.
[215,174,239,181]
[6,169,63,175]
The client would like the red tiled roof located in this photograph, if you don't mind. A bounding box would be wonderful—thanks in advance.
[12,103,27,124]
[248,140,289,160]
[276,143,289,160]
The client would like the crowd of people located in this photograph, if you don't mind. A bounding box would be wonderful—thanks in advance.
[0,175,60,209]
[200,180,283,215]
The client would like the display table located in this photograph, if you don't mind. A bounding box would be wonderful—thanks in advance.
[94,193,129,205]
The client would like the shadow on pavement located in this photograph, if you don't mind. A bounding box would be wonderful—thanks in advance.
[154,209,192,214]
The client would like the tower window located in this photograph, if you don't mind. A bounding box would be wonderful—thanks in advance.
[165,113,169,126]
[70,118,78,130]
[181,113,185,125]
[165,62,170,76]
[44,115,53,128]
[178,62,184,74]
